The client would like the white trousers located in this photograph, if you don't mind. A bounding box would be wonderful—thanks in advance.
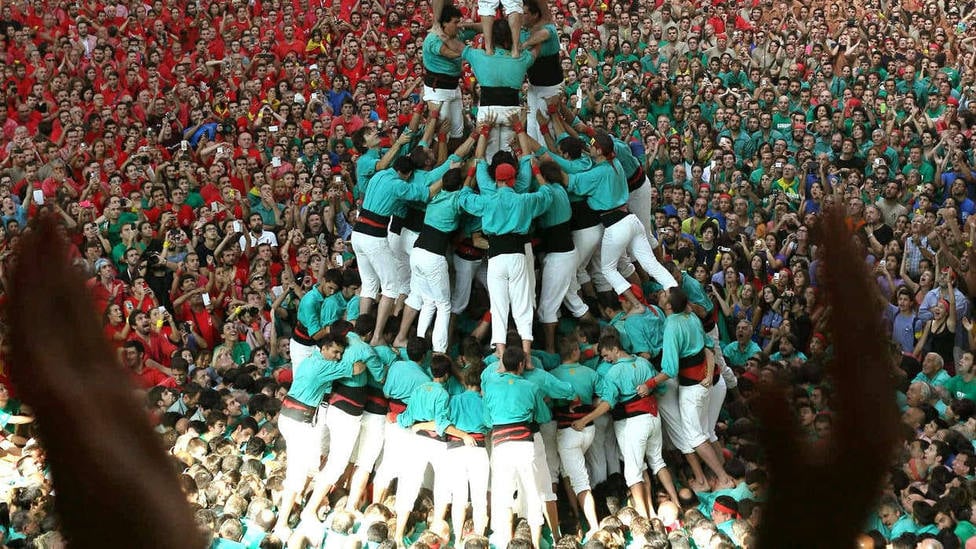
[600,214,677,295]
[658,377,693,454]
[423,85,464,138]
[352,231,399,300]
[389,228,420,298]
[313,402,332,455]
[373,420,407,488]
[539,249,582,323]
[557,425,595,494]
[410,248,452,352]
[526,83,562,144]
[452,254,488,314]
[627,178,659,248]
[585,413,620,485]
[319,405,362,486]
[394,433,450,519]
[491,440,544,532]
[572,225,604,291]
[707,375,728,444]
[678,383,712,449]
[614,413,666,488]
[279,414,319,491]
[486,252,534,345]
[446,444,490,532]
[352,411,386,471]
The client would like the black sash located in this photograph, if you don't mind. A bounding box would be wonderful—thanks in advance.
[480,86,519,107]
[415,225,453,256]
[538,221,574,254]
[424,70,460,90]
[527,53,562,86]
[487,233,529,258]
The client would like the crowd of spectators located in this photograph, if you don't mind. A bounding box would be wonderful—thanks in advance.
[0,0,976,547]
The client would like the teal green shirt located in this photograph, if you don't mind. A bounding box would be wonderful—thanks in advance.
[462,46,535,89]
[397,380,452,435]
[608,305,666,356]
[595,355,657,407]
[567,159,629,211]
[355,148,383,200]
[913,369,952,389]
[288,353,353,407]
[383,359,432,402]
[297,286,327,335]
[723,340,762,368]
[697,482,755,519]
[338,333,383,388]
[361,169,430,216]
[536,182,572,229]
[661,312,708,379]
[520,23,560,57]
[423,189,464,232]
[549,362,599,406]
[320,291,350,328]
[423,32,462,76]
[483,371,549,426]
[449,389,489,435]
[682,273,714,314]
[459,185,552,236]
[538,145,593,176]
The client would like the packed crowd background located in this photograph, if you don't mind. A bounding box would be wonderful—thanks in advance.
[0,0,975,546]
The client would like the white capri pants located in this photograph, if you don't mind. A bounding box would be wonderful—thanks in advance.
[452,254,489,314]
[707,375,728,444]
[600,214,677,295]
[658,378,693,454]
[486,251,534,345]
[373,420,408,489]
[491,440,544,535]
[279,414,320,491]
[585,412,620,485]
[678,383,713,449]
[352,411,386,470]
[447,444,490,533]
[394,432,451,520]
[317,404,363,486]
[526,83,562,144]
[352,231,399,300]
[614,413,666,487]
[410,248,452,352]
[557,425,596,494]
[390,227,420,299]
[313,402,332,455]
[478,0,523,16]
[423,85,464,139]
[571,224,604,292]
[539,249,581,323]
[627,178,659,248]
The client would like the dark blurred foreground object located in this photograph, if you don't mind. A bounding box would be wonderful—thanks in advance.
[754,206,900,548]
[8,215,206,549]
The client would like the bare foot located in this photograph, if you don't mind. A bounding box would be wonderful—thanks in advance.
[485,47,495,56]
[511,48,520,57]
[688,479,709,493]
[391,338,408,349]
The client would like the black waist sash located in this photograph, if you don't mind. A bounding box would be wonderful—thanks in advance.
[527,53,562,86]
[424,70,460,90]
[480,86,519,107]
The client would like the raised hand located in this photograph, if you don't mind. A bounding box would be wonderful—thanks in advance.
[752,206,899,547]
[8,216,207,549]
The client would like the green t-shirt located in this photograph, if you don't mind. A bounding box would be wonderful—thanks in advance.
[945,375,976,403]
